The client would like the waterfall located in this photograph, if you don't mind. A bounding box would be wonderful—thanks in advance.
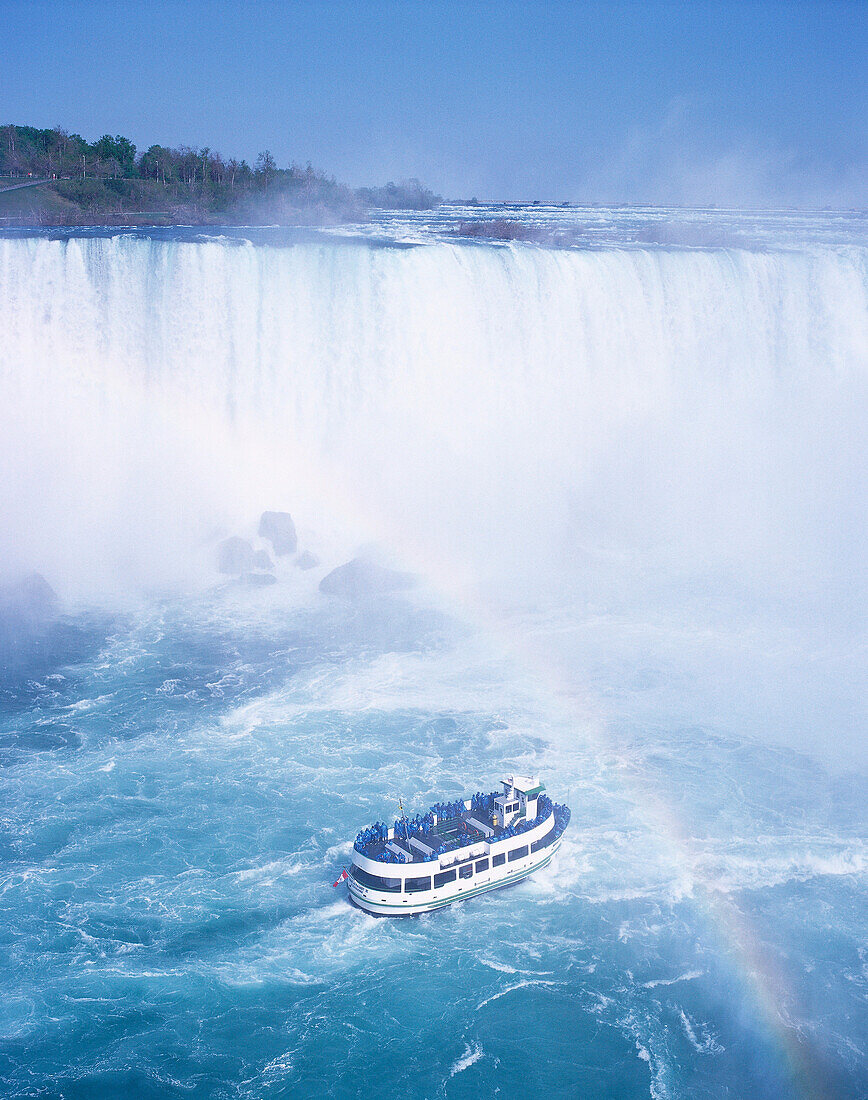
[0,234,865,606]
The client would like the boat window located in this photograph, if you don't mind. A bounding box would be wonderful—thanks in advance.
[459,863,473,879]
[508,845,529,862]
[434,869,456,888]
[475,859,489,872]
[349,865,401,892]
[531,833,552,853]
[492,853,505,868]
[405,876,431,893]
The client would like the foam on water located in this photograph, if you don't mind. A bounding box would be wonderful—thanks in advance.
[1,229,865,609]
[0,586,863,1096]
[0,211,866,1097]
[449,1041,483,1077]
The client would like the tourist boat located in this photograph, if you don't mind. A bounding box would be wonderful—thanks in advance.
[344,775,570,915]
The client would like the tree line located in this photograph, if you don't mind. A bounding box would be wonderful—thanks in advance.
[0,124,441,224]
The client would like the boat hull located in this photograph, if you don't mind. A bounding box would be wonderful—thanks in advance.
[346,837,562,916]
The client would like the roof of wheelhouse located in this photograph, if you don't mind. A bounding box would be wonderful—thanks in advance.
[503,775,546,797]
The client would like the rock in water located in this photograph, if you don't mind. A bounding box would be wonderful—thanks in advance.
[0,573,59,655]
[217,537,255,575]
[296,550,320,571]
[319,558,415,598]
[238,572,278,587]
[253,549,274,571]
[0,572,59,627]
[258,512,297,556]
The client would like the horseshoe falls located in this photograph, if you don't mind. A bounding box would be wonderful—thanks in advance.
[0,214,866,1100]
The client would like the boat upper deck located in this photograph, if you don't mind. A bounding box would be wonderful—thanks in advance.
[353,781,558,867]
[362,808,491,864]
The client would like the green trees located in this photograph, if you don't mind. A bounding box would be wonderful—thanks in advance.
[0,122,442,224]
[255,150,277,190]
[0,125,104,180]
[91,135,137,176]
[140,145,172,184]
[357,178,442,210]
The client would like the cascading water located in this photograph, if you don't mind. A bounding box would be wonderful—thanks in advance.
[1,235,865,604]
[0,218,866,1099]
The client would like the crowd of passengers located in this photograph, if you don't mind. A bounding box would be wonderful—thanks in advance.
[350,800,573,893]
[354,792,558,862]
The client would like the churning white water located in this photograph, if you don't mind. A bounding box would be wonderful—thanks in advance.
[1,219,866,1098]
[1,234,864,602]
[0,228,865,762]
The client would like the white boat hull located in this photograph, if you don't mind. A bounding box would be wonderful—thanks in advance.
[347,836,562,916]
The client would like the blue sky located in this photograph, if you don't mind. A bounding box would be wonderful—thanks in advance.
[3,0,865,205]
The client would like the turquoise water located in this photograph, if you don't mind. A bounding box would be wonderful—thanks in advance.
[1,588,865,1099]
[0,211,866,1097]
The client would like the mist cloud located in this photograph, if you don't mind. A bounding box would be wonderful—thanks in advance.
[577,98,866,209]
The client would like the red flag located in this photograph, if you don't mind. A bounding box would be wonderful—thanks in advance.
[333,868,349,887]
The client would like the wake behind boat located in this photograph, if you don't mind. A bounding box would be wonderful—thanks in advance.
[343,775,570,915]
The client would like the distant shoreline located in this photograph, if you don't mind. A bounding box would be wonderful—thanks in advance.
[0,124,441,226]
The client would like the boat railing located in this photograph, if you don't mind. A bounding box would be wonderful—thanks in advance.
[355,794,564,863]
[466,815,494,837]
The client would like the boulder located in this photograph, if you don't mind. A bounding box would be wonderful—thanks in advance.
[0,572,58,626]
[0,573,59,655]
[253,549,274,571]
[295,550,320,571]
[238,572,278,587]
[258,511,297,556]
[319,558,415,599]
[217,537,255,575]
